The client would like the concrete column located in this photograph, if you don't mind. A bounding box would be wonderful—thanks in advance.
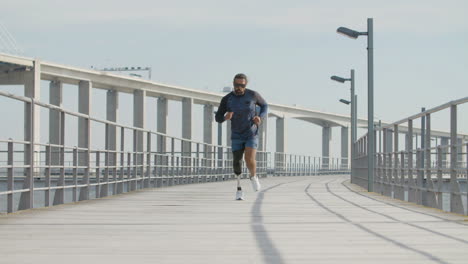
[405,133,410,152]
[203,105,214,145]
[49,80,63,166]
[341,127,349,169]
[217,123,222,145]
[182,97,192,154]
[226,121,232,146]
[133,90,146,161]
[440,137,449,167]
[204,104,214,165]
[457,138,463,162]
[157,97,168,152]
[386,129,393,153]
[106,90,118,151]
[322,126,331,169]
[258,117,268,151]
[24,61,41,164]
[78,80,91,201]
[78,81,91,164]
[103,89,118,197]
[276,117,286,153]
[19,60,41,210]
[132,90,145,189]
[276,117,286,172]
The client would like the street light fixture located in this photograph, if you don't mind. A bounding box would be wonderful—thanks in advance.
[337,27,368,39]
[331,75,349,83]
[331,69,357,182]
[339,99,351,105]
[337,18,374,192]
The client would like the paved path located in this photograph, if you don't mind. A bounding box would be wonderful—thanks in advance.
[1,175,467,264]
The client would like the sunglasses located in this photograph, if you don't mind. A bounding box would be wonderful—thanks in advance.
[233,83,246,88]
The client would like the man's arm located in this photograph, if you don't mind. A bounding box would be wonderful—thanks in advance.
[255,91,268,119]
[215,95,228,123]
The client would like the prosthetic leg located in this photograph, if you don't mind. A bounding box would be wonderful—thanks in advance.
[233,149,245,200]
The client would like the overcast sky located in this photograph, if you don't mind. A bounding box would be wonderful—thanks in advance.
[1,0,467,157]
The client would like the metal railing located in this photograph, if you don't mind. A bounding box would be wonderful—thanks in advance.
[352,97,468,215]
[0,90,349,213]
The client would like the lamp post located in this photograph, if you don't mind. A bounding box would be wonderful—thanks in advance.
[337,18,374,192]
[331,69,356,182]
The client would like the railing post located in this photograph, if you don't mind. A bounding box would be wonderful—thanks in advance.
[400,151,405,200]
[393,125,399,198]
[424,113,432,207]
[196,143,200,183]
[96,151,101,198]
[465,143,468,214]
[146,132,151,188]
[132,129,137,191]
[126,152,131,192]
[7,141,14,213]
[73,147,78,202]
[53,111,66,205]
[44,144,51,207]
[416,148,423,205]
[407,119,415,203]
[102,149,109,197]
[436,146,443,209]
[387,152,392,196]
[450,104,464,214]
[118,127,125,194]
[170,138,175,186]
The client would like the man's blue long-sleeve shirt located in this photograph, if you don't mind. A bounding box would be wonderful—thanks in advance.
[215,89,268,140]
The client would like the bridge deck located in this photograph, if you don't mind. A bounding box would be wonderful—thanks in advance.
[1,175,467,264]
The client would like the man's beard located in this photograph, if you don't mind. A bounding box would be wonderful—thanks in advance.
[234,89,244,95]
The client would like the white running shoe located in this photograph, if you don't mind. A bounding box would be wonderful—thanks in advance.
[235,188,244,200]
[250,175,261,192]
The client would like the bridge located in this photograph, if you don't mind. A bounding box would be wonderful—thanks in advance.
[1,175,467,263]
[0,53,467,263]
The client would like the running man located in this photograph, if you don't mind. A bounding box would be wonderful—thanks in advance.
[215,73,268,200]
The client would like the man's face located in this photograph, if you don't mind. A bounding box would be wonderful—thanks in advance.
[233,78,247,95]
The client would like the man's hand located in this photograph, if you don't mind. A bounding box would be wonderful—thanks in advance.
[225,112,234,121]
[252,116,261,125]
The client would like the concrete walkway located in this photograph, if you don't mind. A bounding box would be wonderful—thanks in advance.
[1,175,467,264]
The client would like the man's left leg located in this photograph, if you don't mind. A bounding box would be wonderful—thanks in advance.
[245,147,261,191]
[244,147,257,177]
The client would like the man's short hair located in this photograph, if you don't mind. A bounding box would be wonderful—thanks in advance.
[233,73,248,83]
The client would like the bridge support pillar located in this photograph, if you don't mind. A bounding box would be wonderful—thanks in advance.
[383,129,393,153]
[258,117,268,151]
[276,117,286,174]
[341,127,349,170]
[49,80,63,206]
[182,97,193,182]
[457,138,463,162]
[203,105,213,145]
[440,137,449,167]
[157,97,168,186]
[78,80,91,201]
[19,60,41,211]
[49,80,62,168]
[157,97,168,150]
[204,104,214,178]
[322,126,331,170]
[105,89,118,196]
[276,117,286,153]
[226,121,231,146]
[133,90,146,190]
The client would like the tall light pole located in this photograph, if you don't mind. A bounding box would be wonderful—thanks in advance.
[331,69,356,182]
[337,18,374,192]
